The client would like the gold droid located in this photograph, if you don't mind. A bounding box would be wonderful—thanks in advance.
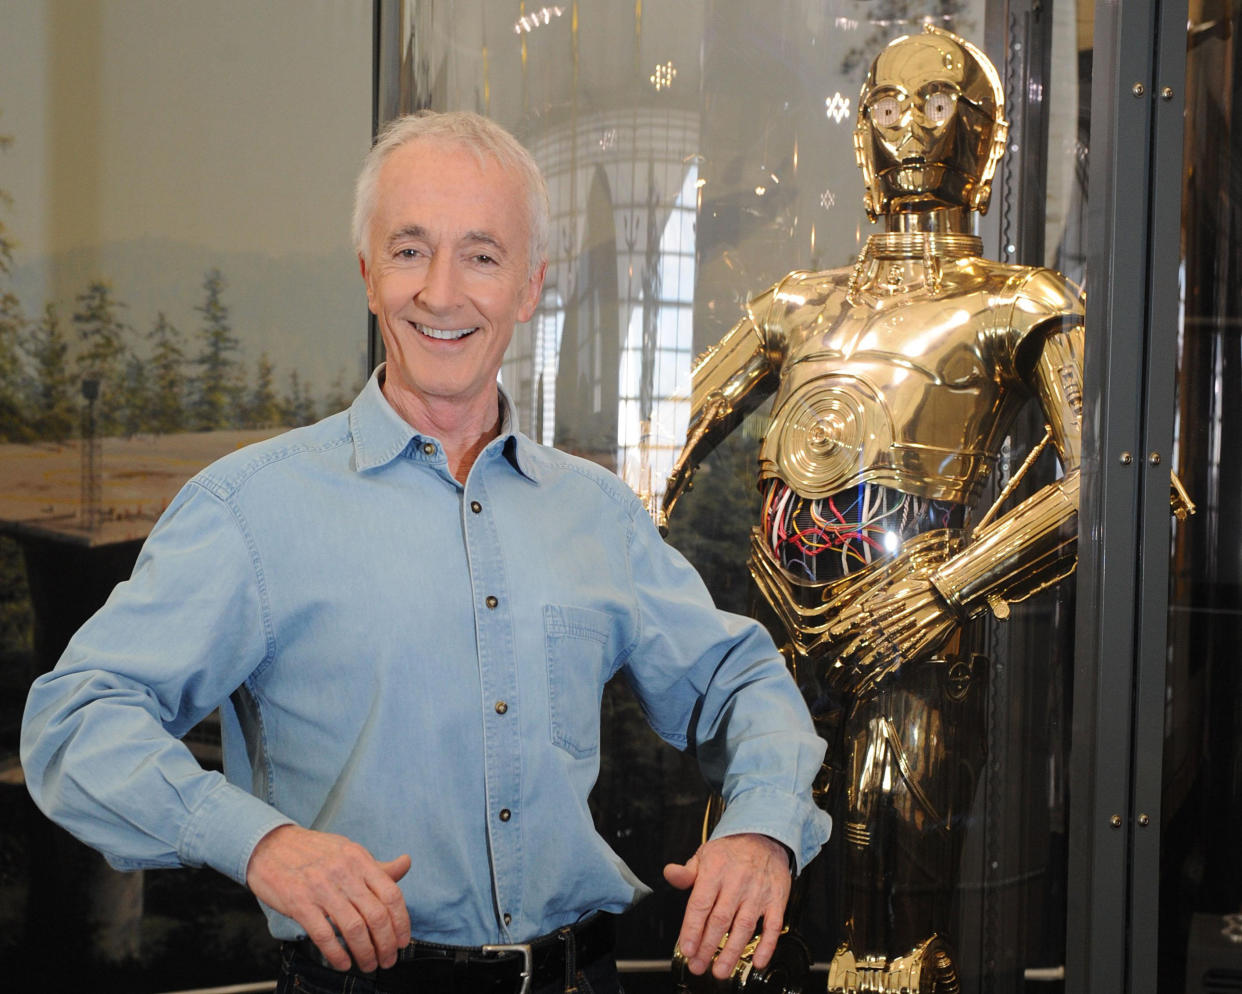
[665,26,1085,994]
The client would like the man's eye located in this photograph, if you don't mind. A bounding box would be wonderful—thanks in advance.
[474,254,497,265]
[396,248,422,259]
[870,96,902,127]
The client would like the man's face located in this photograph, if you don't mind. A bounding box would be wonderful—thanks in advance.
[359,138,546,420]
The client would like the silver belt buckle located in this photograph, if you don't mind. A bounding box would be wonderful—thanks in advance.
[481,942,533,994]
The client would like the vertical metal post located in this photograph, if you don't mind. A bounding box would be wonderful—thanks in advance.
[1070,0,1185,991]
[367,0,404,374]
[1130,0,1190,988]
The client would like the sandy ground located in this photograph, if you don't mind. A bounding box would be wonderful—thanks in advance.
[0,429,286,547]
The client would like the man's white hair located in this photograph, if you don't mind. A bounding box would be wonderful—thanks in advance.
[352,110,550,278]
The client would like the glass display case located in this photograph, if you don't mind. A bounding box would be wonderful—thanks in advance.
[1161,1,1242,990]
[381,3,1094,990]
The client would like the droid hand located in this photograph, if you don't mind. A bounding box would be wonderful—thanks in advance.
[825,575,959,696]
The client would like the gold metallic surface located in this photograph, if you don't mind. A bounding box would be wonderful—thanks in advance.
[661,27,1092,992]
[748,527,964,673]
[827,935,961,994]
[758,240,1083,506]
[854,26,1007,220]
[673,926,811,993]
[1171,470,1196,520]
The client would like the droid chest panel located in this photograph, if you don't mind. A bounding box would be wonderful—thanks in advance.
[760,289,1015,505]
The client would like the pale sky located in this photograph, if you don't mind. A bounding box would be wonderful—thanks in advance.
[0,0,372,260]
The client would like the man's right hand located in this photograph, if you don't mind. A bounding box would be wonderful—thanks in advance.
[245,824,412,972]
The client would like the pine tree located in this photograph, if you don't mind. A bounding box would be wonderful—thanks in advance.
[0,112,34,658]
[147,311,186,434]
[72,280,130,436]
[246,352,283,428]
[0,121,13,279]
[0,116,26,441]
[24,302,75,442]
[0,290,27,441]
[119,353,150,438]
[191,268,242,430]
[283,370,316,427]
[322,367,360,415]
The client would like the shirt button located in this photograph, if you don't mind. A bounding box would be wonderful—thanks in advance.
[470,500,482,514]
[495,700,508,714]
[499,808,511,822]
[422,442,435,455]
[485,595,499,609]
[503,913,512,926]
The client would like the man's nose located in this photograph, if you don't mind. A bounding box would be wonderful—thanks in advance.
[416,252,461,311]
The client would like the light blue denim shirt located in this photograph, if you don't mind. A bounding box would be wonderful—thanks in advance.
[21,367,830,946]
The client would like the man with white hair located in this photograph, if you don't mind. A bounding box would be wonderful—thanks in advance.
[22,111,830,994]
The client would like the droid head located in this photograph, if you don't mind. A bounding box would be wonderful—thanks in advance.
[853,25,1008,221]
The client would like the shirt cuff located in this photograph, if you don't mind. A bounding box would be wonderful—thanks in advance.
[178,779,296,886]
[707,785,832,875]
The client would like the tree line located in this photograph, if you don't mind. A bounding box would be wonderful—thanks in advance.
[0,116,358,446]
[0,269,361,445]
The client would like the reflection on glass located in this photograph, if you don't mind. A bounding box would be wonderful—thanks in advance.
[1164,3,1242,991]
[395,3,1086,989]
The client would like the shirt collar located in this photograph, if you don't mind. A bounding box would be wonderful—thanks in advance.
[349,364,541,483]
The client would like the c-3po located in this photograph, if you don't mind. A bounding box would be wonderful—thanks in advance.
[665,26,1087,994]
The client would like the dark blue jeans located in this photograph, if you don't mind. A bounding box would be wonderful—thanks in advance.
[276,941,625,994]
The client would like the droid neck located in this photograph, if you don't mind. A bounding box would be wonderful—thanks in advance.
[848,210,983,301]
[868,208,982,261]
[887,207,971,235]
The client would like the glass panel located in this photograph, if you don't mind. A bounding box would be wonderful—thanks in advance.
[396,3,1085,990]
[0,2,371,987]
[1163,2,1242,991]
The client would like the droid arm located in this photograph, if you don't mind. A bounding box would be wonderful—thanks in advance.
[660,289,783,525]
[828,466,1080,696]
[930,320,1085,620]
[929,467,1079,623]
[826,323,1084,694]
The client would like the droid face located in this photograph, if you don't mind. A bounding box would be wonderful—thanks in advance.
[853,26,1008,220]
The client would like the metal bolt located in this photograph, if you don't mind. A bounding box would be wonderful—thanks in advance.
[1161,87,1174,101]
[1149,452,1162,466]
[1110,814,1123,828]
[1133,82,1146,97]
[1120,452,1133,465]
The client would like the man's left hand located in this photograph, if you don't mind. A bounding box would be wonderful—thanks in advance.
[663,833,792,980]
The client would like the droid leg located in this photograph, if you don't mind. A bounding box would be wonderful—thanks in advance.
[827,934,960,994]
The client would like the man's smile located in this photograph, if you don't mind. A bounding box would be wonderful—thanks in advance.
[416,323,478,341]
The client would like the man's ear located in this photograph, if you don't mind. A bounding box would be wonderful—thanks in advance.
[359,254,377,313]
[518,261,548,323]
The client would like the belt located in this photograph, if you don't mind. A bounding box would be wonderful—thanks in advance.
[286,912,615,994]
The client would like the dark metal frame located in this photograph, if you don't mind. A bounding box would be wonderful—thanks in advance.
[367,0,404,372]
[1070,0,1187,992]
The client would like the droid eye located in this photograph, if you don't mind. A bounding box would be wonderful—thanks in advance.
[870,95,902,127]
[924,91,955,124]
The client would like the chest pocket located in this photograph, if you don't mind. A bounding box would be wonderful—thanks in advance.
[544,604,615,759]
